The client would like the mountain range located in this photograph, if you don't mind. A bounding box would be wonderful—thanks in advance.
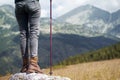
[0,4,119,75]
[56,4,120,39]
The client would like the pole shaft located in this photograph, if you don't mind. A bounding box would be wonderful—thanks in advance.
[50,0,53,75]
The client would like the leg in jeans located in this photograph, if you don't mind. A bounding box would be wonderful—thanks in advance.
[29,9,40,57]
[25,1,42,73]
[26,1,40,57]
[15,2,29,72]
[15,2,29,60]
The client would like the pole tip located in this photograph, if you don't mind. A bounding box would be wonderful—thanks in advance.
[49,71,53,76]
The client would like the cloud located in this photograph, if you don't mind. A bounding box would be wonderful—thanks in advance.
[41,9,48,17]
[52,0,89,17]
[0,0,14,5]
[52,0,120,17]
[0,0,120,17]
[87,0,120,13]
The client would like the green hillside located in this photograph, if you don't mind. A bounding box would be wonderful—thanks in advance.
[58,42,120,66]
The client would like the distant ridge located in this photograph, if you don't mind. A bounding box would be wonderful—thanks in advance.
[58,42,120,66]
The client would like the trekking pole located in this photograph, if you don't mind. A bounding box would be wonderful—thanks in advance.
[49,0,53,76]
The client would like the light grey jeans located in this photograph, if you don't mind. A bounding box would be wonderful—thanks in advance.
[15,0,40,58]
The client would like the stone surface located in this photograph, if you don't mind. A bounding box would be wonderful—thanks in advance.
[9,73,71,80]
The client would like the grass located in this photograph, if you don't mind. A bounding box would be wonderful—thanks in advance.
[0,59,120,80]
[45,59,120,80]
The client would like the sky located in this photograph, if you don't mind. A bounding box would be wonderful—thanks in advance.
[0,0,120,18]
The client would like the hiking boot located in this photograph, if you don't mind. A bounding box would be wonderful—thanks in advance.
[27,57,43,73]
[20,58,29,72]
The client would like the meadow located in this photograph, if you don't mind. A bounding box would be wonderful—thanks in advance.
[0,59,120,80]
[51,59,120,80]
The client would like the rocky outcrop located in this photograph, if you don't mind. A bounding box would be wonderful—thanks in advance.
[9,73,71,80]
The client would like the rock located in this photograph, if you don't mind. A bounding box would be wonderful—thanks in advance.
[9,73,71,80]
